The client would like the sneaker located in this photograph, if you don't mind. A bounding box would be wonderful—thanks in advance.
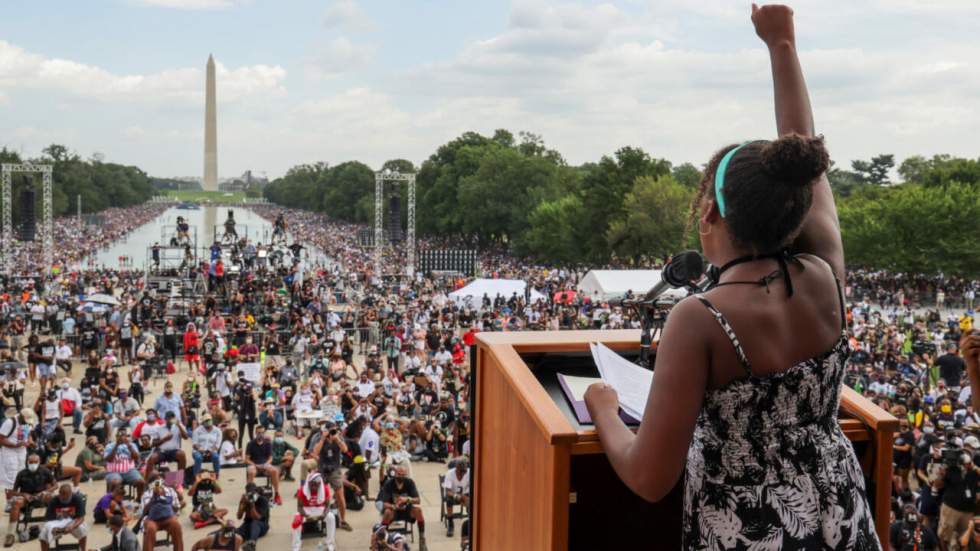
[194,520,209,529]
[339,520,353,532]
[447,524,454,538]
[418,537,428,551]
[274,494,282,506]
[4,534,14,548]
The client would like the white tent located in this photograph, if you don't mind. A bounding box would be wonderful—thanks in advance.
[577,270,688,302]
[449,278,546,307]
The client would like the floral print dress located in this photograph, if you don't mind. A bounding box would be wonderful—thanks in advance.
[683,295,881,550]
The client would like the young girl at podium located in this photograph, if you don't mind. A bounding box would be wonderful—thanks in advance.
[585,4,881,549]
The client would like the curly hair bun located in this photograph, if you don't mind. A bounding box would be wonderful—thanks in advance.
[759,134,830,188]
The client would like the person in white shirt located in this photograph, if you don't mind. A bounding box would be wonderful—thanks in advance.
[290,385,316,438]
[54,340,73,376]
[354,372,375,399]
[441,458,470,537]
[56,379,84,434]
[191,415,223,476]
[358,421,380,466]
[433,346,452,368]
[146,411,189,476]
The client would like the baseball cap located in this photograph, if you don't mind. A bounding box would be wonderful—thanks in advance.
[965,436,980,449]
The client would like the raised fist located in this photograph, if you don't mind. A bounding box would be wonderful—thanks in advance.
[751,3,796,47]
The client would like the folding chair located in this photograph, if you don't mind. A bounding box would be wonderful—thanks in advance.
[439,474,468,536]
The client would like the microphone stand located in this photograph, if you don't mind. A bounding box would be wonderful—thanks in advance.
[633,301,666,369]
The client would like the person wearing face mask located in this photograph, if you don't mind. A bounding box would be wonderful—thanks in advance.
[38,483,87,551]
[74,437,107,482]
[104,430,145,496]
[5,453,55,547]
[290,385,315,439]
[191,415,222,477]
[154,382,186,426]
[189,521,242,551]
[891,503,938,551]
[55,379,82,435]
[244,427,281,505]
[1,407,35,506]
[146,412,189,482]
[378,465,426,551]
[38,386,62,438]
[938,448,980,549]
[139,476,184,551]
[257,400,282,432]
[270,429,298,482]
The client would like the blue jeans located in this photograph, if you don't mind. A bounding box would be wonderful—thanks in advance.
[192,450,221,475]
[72,408,82,431]
[237,519,269,542]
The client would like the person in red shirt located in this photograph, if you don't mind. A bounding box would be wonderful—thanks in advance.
[290,472,335,551]
[183,323,201,373]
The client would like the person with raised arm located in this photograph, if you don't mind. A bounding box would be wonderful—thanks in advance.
[585,4,881,549]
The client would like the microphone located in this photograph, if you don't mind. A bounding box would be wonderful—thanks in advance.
[610,251,706,306]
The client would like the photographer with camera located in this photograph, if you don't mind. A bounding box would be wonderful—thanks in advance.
[937,446,980,550]
[891,502,938,550]
[235,482,269,551]
[138,475,184,551]
[311,420,352,532]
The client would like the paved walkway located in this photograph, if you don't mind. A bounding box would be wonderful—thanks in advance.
[8,361,463,551]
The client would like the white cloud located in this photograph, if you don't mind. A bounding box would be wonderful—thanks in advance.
[132,0,242,9]
[322,0,373,31]
[306,37,375,78]
[0,41,286,104]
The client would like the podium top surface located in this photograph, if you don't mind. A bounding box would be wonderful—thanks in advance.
[473,330,897,447]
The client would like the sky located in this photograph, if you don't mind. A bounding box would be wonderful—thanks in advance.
[1,0,978,180]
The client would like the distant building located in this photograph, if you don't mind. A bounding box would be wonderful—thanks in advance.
[219,170,268,192]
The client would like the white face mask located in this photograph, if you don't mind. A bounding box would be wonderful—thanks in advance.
[27,463,39,472]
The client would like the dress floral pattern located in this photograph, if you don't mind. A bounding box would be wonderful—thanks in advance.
[683,297,881,550]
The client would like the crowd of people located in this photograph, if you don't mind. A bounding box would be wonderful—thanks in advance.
[0,200,977,551]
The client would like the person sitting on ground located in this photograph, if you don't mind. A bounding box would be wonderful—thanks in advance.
[370,523,406,551]
[378,465,427,551]
[188,471,227,529]
[244,426,282,505]
[191,414,222,477]
[236,482,270,551]
[4,453,56,548]
[290,472,336,551]
[190,521,242,551]
[74,436,107,482]
[96,513,139,551]
[271,429,298,482]
[441,457,470,538]
[139,476,184,551]
[38,483,87,551]
[92,485,128,525]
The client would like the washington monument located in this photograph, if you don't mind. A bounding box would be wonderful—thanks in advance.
[203,54,217,191]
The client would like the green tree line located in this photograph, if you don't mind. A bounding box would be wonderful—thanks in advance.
[262,130,980,275]
[0,145,156,223]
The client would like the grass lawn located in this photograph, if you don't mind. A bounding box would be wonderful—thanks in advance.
[162,189,248,202]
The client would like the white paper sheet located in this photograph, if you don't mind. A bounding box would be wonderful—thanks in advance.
[590,342,652,420]
[560,374,602,401]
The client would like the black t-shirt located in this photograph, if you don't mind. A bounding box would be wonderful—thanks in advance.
[250,495,270,523]
[191,479,217,507]
[890,522,938,551]
[45,493,85,520]
[937,353,966,387]
[245,439,272,465]
[318,438,342,473]
[942,467,980,512]
[14,467,55,495]
[379,477,419,505]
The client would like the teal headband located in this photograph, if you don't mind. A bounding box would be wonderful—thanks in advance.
[714,142,750,218]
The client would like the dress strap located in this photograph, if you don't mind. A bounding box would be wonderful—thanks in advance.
[695,296,753,376]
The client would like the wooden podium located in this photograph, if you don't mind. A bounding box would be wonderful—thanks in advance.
[470,330,898,550]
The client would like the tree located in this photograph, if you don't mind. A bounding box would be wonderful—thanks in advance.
[850,154,894,186]
[671,163,702,189]
[518,195,587,264]
[828,166,866,198]
[839,182,980,275]
[578,147,672,261]
[605,175,692,265]
[898,154,980,187]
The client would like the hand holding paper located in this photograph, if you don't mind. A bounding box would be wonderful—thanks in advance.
[589,342,653,421]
